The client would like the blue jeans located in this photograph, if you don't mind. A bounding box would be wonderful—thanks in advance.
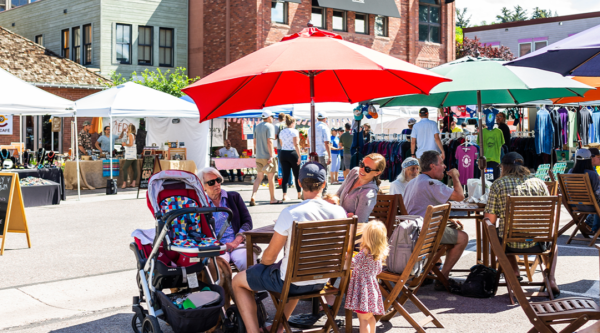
[586,215,600,233]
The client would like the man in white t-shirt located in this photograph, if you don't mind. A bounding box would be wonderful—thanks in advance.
[411,108,445,159]
[218,140,243,182]
[232,162,345,333]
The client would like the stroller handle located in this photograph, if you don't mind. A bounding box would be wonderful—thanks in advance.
[160,206,234,241]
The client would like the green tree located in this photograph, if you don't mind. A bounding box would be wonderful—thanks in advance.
[496,7,513,23]
[496,6,528,23]
[455,26,463,44]
[531,7,557,19]
[512,5,528,21]
[456,7,471,28]
[102,67,199,97]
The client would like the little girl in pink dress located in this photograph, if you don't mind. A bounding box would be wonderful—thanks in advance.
[345,220,389,333]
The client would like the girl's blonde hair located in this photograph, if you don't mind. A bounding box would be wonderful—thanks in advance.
[360,220,389,261]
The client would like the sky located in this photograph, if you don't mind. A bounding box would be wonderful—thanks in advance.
[457,0,600,27]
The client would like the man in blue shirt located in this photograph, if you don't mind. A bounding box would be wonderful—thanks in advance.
[95,126,122,152]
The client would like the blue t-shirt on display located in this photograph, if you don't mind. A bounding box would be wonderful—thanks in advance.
[483,108,499,130]
[467,105,477,118]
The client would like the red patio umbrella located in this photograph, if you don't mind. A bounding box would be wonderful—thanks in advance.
[182,26,451,154]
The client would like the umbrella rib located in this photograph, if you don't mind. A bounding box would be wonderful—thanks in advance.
[387,70,427,95]
[262,72,283,107]
[566,88,584,97]
[204,76,256,121]
[332,70,352,103]
[380,99,393,108]
[506,90,519,105]
[439,92,450,107]
[569,50,600,75]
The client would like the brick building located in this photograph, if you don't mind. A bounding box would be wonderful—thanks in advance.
[0,26,106,153]
[190,0,456,151]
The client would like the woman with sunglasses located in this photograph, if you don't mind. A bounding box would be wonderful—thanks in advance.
[336,153,386,222]
[198,167,257,271]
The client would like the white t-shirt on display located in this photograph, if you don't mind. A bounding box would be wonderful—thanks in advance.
[273,199,347,286]
[279,128,299,151]
[411,118,441,158]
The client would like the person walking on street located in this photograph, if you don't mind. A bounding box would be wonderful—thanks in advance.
[330,128,342,185]
[340,123,353,181]
[218,139,243,182]
[278,115,302,201]
[411,108,444,160]
[274,113,292,188]
[308,111,332,192]
[120,124,139,188]
[250,111,282,206]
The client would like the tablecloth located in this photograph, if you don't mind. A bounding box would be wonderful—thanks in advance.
[10,168,65,200]
[21,180,61,207]
[213,158,256,170]
[64,159,197,190]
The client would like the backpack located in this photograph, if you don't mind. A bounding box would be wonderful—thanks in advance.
[455,264,499,298]
[386,215,423,275]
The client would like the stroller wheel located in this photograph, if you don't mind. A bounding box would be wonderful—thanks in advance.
[141,316,162,333]
[224,306,246,333]
[131,313,143,333]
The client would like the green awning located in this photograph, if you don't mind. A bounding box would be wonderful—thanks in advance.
[315,0,400,18]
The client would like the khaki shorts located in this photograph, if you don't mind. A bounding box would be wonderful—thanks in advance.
[256,158,278,174]
[440,223,459,245]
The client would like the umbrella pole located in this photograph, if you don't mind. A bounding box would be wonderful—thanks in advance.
[110,115,113,180]
[74,113,81,201]
[310,71,317,162]
[477,91,486,196]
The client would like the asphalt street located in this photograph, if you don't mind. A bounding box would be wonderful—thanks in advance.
[0,180,598,333]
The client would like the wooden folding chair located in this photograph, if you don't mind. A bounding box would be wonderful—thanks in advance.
[370,194,399,238]
[269,217,357,333]
[397,194,408,216]
[483,219,600,333]
[557,173,600,246]
[500,195,561,304]
[545,181,559,196]
[347,204,451,333]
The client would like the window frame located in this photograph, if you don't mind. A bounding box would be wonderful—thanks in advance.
[83,24,92,65]
[159,27,174,68]
[418,0,441,43]
[271,1,288,24]
[138,25,153,66]
[354,13,369,35]
[61,29,70,59]
[375,15,388,37]
[518,42,532,57]
[310,6,325,28]
[534,40,548,51]
[72,26,81,64]
[34,34,43,46]
[332,10,347,32]
[116,23,132,65]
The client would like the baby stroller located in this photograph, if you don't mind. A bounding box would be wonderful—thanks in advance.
[130,170,243,333]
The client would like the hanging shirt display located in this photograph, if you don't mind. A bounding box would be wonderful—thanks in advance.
[535,109,555,155]
[467,106,477,118]
[549,107,563,149]
[483,108,499,130]
[480,128,504,163]
[568,109,578,148]
[578,107,593,146]
[592,109,600,143]
[558,107,569,146]
[456,145,477,184]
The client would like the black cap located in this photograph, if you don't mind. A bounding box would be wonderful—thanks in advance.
[419,107,429,115]
[502,152,524,166]
[590,148,600,157]
[299,162,326,183]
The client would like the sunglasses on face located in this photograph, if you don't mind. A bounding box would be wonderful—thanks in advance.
[359,161,377,173]
[206,178,223,186]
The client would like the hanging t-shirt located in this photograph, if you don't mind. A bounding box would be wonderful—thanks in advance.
[592,110,600,143]
[549,107,563,149]
[467,106,477,118]
[535,109,555,155]
[456,145,477,184]
[483,108,499,130]
[568,110,578,148]
[578,107,593,146]
[558,107,569,146]
[480,128,504,163]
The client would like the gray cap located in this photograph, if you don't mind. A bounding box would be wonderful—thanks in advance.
[82,121,91,126]
[576,149,592,160]
[299,162,326,183]
[408,118,416,125]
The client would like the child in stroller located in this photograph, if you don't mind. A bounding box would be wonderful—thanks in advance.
[130,170,243,333]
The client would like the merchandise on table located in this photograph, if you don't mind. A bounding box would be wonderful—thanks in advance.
[19,176,53,186]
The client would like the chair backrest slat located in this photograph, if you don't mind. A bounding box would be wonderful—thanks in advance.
[372,194,398,238]
[558,174,599,214]
[504,195,561,244]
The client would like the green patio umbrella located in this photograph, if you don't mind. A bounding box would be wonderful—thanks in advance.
[373,56,594,194]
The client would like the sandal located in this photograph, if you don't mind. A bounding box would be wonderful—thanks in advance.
[270,200,283,205]
[250,198,256,206]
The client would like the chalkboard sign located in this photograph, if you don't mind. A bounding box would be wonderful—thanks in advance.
[0,173,30,255]
[137,155,158,199]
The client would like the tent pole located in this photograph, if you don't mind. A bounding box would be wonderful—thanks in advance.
[477,91,486,195]
[310,71,317,162]
[19,114,22,165]
[110,115,113,180]
[74,113,81,201]
[210,119,214,166]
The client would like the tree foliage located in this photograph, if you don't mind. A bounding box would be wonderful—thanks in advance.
[103,68,199,97]
[456,7,471,28]
[531,7,558,19]
[496,5,528,23]
[456,36,515,61]
[455,26,463,44]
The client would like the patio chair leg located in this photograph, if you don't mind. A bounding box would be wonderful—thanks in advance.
[403,287,444,328]
[557,219,576,237]
[391,299,427,333]
[567,218,582,244]
[345,309,353,333]
[588,228,600,247]
[319,296,341,333]
[522,255,534,282]
[379,280,398,321]
[269,294,288,333]
[559,315,590,333]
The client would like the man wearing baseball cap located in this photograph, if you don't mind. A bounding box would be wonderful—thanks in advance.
[411,108,444,160]
[78,120,93,156]
[233,162,346,333]
[308,111,332,192]
[402,118,416,135]
[250,110,282,206]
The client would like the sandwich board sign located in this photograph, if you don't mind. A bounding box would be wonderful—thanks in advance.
[0,173,30,255]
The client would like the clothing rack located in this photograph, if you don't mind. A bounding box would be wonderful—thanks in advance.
[511,131,535,138]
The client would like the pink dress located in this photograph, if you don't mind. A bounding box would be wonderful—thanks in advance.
[345,250,384,315]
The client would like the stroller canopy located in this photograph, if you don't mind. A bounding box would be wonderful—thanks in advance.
[147,170,209,216]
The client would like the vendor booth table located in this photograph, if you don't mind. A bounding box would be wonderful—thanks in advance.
[9,168,65,201]
[64,159,197,190]
[213,158,256,170]
[20,180,61,207]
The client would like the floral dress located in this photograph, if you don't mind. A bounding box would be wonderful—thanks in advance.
[345,249,384,315]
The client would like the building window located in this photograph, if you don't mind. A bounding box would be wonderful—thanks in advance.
[34,35,43,46]
[159,28,174,67]
[61,29,69,59]
[419,0,440,43]
[355,13,368,34]
[116,23,131,64]
[83,24,92,65]
[138,26,153,66]
[271,1,287,24]
[11,0,27,8]
[332,10,346,31]
[534,40,547,51]
[0,0,6,11]
[72,26,80,64]
[519,43,532,57]
[375,15,388,37]
[311,6,325,28]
